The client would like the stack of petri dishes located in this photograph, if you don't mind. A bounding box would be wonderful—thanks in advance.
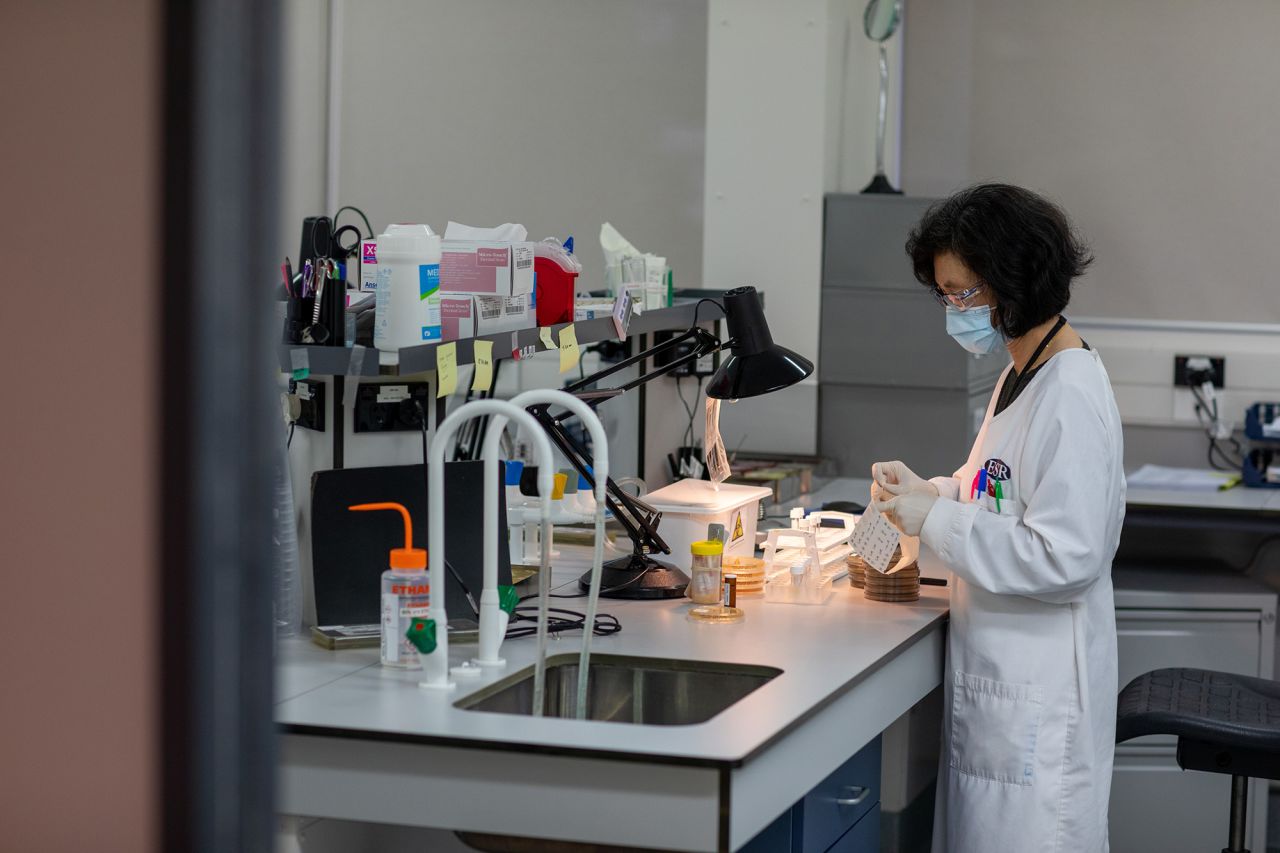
[862,560,920,603]
[723,555,766,595]
[847,545,902,589]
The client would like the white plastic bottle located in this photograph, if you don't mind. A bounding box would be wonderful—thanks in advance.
[348,501,432,668]
[374,223,442,352]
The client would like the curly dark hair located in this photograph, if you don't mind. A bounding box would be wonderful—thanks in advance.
[905,184,1093,339]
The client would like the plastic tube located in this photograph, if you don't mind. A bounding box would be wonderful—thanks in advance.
[503,391,608,720]
[428,400,553,691]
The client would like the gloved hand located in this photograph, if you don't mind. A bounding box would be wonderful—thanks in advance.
[870,460,939,503]
[874,491,938,537]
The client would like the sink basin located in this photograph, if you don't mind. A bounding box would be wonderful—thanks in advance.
[456,653,782,725]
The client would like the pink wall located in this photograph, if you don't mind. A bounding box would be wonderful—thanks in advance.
[0,1,160,850]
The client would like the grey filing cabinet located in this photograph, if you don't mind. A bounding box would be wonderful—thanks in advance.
[819,195,1008,479]
[740,736,881,852]
[1111,568,1277,852]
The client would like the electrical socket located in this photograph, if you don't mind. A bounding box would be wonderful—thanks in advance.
[289,378,325,431]
[1173,355,1225,388]
[353,382,432,433]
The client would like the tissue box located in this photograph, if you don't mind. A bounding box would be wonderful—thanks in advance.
[441,241,535,297]
[439,291,536,341]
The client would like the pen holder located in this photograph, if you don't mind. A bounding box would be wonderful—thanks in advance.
[284,296,314,344]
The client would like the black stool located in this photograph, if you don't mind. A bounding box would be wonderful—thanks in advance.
[1117,668,1280,853]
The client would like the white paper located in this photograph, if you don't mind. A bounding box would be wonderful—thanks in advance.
[1126,464,1233,492]
[705,397,730,485]
[850,502,902,573]
[443,221,528,242]
[600,222,642,293]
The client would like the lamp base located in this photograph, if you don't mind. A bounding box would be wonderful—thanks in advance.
[860,172,903,195]
[578,553,690,600]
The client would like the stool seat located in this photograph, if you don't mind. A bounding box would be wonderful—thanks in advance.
[1118,668,1280,852]
[1118,668,1280,779]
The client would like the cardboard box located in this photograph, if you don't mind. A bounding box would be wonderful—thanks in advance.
[439,291,536,342]
[475,292,535,334]
[440,293,475,342]
[441,241,535,297]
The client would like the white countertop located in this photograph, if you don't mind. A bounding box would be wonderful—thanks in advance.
[276,548,948,767]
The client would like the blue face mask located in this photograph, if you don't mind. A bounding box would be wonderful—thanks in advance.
[945,305,1007,355]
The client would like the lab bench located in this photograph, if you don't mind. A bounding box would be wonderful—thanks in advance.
[275,548,948,852]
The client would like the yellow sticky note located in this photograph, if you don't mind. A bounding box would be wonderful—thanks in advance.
[558,324,580,374]
[539,326,558,351]
[436,342,457,398]
[471,339,494,392]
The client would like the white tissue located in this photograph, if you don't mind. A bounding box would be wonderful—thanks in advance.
[600,222,640,293]
[444,221,529,242]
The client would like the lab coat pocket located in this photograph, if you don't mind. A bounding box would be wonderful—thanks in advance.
[950,671,1044,786]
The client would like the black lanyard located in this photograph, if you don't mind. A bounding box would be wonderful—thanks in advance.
[1000,315,1067,410]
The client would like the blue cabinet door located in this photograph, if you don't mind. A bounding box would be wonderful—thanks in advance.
[796,737,881,853]
[826,804,880,853]
[739,807,793,853]
[738,736,882,853]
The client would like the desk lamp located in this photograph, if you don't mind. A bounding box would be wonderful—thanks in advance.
[527,286,814,599]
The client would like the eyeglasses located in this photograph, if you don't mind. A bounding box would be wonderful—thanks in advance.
[931,282,985,311]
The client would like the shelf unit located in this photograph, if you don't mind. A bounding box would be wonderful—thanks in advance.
[280,296,725,469]
[279,299,725,377]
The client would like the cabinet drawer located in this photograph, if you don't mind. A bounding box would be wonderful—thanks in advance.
[1117,612,1262,746]
[798,736,881,853]
[1109,750,1262,853]
[826,804,880,853]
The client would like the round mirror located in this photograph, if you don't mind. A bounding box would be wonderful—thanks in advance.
[863,0,901,42]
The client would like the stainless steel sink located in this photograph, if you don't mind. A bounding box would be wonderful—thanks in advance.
[455,653,782,725]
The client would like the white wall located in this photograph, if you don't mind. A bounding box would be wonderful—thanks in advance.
[901,0,1280,467]
[278,0,329,261]
[702,0,897,456]
[333,0,707,291]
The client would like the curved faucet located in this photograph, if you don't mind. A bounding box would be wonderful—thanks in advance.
[424,400,554,691]
[482,390,609,719]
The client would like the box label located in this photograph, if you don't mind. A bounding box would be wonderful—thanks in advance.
[418,263,440,299]
[476,247,509,267]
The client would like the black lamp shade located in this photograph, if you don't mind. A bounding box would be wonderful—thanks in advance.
[706,286,814,399]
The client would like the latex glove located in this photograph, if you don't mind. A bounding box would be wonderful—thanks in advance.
[870,460,939,502]
[874,491,938,537]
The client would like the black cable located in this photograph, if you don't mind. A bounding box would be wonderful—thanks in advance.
[286,421,296,449]
[445,558,479,617]
[691,297,724,329]
[504,605,621,640]
[676,376,695,449]
[333,205,374,239]
[1191,385,1244,470]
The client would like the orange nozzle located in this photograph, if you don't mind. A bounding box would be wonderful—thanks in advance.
[552,472,568,501]
[348,502,427,571]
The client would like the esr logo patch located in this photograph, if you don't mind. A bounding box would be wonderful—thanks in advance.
[983,458,1011,482]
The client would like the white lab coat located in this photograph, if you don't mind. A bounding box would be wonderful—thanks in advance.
[921,348,1125,853]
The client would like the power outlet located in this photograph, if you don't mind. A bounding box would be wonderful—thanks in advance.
[289,378,325,431]
[1173,355,1225,388]
[353,382,432,433]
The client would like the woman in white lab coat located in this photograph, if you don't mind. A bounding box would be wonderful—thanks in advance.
[872,184,1125,853]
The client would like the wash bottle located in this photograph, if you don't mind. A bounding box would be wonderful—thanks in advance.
[348,502,432,668]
